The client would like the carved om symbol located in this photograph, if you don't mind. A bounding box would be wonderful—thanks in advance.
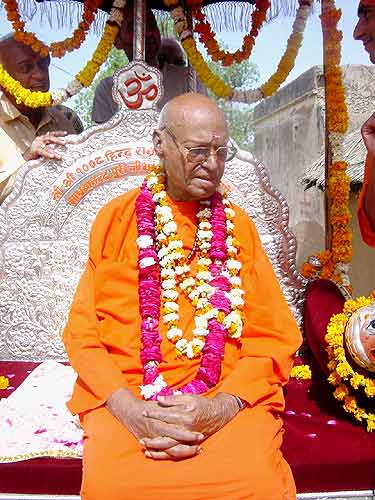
[122,71,158,110]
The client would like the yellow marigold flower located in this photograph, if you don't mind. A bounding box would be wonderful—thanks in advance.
[328,370,341,385]
[0,375,9,390]
[343,395,357,414]
[351,373,366,390]
[334,384,349,401]
[366,414,375,432]
[290,365,312,380]
[365,379,375,397]
[336,361,353,379]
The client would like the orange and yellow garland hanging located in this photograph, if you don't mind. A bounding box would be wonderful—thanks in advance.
[190,0,270,66]
[3,0,103,58]
[301,0,352,290]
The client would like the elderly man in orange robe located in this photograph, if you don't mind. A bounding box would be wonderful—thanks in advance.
[63,93,301,499]
[354,0,375,246]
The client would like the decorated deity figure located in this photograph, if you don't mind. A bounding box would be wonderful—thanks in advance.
[345,302,375,372]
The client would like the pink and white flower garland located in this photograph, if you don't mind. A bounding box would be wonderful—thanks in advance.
[135,166,244,400]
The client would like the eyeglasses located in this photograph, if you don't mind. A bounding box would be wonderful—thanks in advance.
[163,126,237,164]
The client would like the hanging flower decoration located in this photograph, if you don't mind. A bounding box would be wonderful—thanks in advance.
[136,165,245,400]
[325,294,375,432]
[4,0,103,58]
[191,0,270,66]
[0,0,126,108]
[165,0,313,102]
[301,0,352,292]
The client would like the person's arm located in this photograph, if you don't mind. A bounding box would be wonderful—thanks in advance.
[218,208,302,410]
[359,114,375,247]
[91,77,119,124]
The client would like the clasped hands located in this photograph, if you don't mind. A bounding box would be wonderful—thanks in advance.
[106,388,241,461]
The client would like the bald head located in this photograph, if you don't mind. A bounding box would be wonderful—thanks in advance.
[159,93,228,137]
[153,93,229,201]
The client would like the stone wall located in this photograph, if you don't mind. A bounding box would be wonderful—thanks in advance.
[252,64,375,295]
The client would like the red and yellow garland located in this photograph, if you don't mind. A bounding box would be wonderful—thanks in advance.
[301,0,352,290]
[190,0,270,66]
[3,0,103,58]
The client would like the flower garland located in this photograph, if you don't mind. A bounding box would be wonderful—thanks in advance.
[0,376,9,390]
[301,0,352,290]
[191,0,270,66]
[325,295,375,432]
[0,0,125,107]
[4,0,103,58]
[135,165,245,400]
[165,0,313,102]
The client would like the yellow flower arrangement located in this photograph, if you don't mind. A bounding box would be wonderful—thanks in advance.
[0,376,9,390]
[301,0,352,290]
[290,364,312,380]
[166,0,313,102]
[325,295,375,432]
[0,2,124,108]
[4,0,103,58]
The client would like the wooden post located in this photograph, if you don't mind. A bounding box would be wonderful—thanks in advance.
[133,0,146,61]
[321,0,332,251]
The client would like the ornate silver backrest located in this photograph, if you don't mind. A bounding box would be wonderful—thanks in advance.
[0,63,305,361]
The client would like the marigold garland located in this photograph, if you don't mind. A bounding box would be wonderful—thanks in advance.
[0,0,125,107]
[165,0,313,102]
[4,0,103,58]
[301,0,352,290]
[192,0,270,66]
[325,295,375,432]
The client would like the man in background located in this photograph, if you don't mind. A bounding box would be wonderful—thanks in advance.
[91,2,205,123]
[354,0,375,246]
[0,34,83,202]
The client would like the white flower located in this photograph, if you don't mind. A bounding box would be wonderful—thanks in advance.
[176,338,188,353]
[140,257,156,268]
[224,207,235,218]
[147,176,158,188]
[193,327,209,337]
[162,279,176,290]
[229,295,245,307]
[162,289,179,300]
[137,235,153,249]
[223,311,243,338]
[175,265,190,276]
[163,221,177,235]
[226,221,234,231]
[196,298,209,309]
[229,276,242,286]
[163,312,179,323]
[197,230,213,240]
[186,338,205,358]
[194,315,208,329]
[140,375,167,400]
[153,191,166,202]
[166,327,183,340]
[160,267,175,278]
[199,221,212,230]
[196,271,211,282]
[180,278,195,289]
[227,245,238,255]
[168,240,183,250]
[164,301,179,312]
[197,258,211,267]
[226,259,242,271]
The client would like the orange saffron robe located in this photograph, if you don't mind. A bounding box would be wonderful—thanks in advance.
[63,188,302,500]
[358,155,375,247]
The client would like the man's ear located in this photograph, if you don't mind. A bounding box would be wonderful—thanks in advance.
[153,129,164,158]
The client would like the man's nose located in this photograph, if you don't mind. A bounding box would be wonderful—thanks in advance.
[354,18,365,40]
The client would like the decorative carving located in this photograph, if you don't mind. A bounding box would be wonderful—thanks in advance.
[0,110,305,361]
[113,61,164,111]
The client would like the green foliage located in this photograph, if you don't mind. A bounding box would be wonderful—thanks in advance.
[206,54,260,152]
[72,48,128,128]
